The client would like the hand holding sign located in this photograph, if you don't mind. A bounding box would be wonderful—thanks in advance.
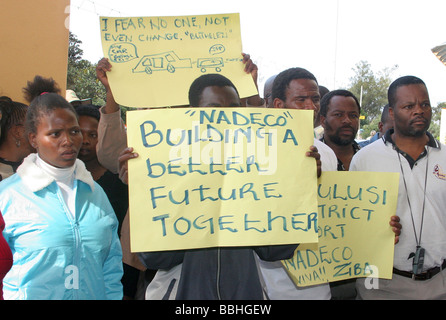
[118,147,138,185]
[282,171,400,286]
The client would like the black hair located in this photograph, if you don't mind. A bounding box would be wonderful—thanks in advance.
[319,89,361,117]
[74,104,101,122]
[318,86,329,99]
[381,104,390,123]
[271,67,318,102]
[0,96,28,146]
[387,75,426,109]
[188,74,239,107]
[22,75,77,135]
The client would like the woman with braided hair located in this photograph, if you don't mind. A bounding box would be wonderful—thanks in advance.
[0,97,34,181]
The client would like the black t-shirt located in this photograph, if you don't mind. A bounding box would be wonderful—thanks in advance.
[96,170,129,235]
[0,158,22,181]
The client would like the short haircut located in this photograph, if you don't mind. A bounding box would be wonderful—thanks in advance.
[23,75,77,135]
[75,104,101,122]
[319,89,361,117]
[318,85,329,99]
[381,104,390,123]
[387,75,426,109]
[271,67,318,102]
[188,74,239,107]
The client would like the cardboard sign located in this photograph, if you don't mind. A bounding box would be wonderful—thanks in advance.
[282,171,399,286]
[126,107,319,252]
[100,13,258,108]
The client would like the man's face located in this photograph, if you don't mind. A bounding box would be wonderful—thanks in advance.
[77,115,99,163]
[198,86,241,107]
[320,95,360,146]
[390,84,431,138]
[273,78,320,123]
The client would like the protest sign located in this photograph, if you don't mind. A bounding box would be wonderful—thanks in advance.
[282,171,399,286]
[100,13,257,108]
[126,107,318,252]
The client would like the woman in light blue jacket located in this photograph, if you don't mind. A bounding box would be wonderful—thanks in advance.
[0,76,123,299]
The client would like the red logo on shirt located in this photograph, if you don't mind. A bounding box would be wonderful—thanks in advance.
[433,164,446,180]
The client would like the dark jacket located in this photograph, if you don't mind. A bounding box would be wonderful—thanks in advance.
[139,244,297,300]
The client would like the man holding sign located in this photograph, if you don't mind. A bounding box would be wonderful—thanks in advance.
[98,13,324,300]
[263,68,402,300]
[96,56,289,299]
[351,76,446,299]
[120,72,324,299]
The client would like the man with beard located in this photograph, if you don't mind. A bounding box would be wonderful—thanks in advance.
[270,72,400,300]
[319,89,361,299]
[350,76,446,299]
[319,89,361,171]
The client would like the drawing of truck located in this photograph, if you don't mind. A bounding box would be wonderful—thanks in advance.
[197,57,224,73]
[132,51,192,74]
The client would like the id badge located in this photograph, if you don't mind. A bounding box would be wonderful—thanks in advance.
[411,246,425,275]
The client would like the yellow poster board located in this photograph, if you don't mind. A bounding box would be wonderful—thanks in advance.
[0,0,69,103]
[282,171,399,286]
[126,107,318,252]
[100,13,258,108]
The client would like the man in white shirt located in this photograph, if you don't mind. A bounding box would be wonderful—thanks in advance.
[350,75,446,299]
[258,67,337,299]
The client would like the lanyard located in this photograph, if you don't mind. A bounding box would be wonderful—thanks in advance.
[397,148,429,274]
[396,149,429,248]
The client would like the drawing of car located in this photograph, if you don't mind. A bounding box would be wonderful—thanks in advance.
[132,51,192,74]
[197,57,224,73]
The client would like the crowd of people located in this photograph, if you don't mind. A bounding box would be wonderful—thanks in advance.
[0,50,444,300]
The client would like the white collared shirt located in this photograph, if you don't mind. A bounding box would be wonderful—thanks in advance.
[350,133,446,272]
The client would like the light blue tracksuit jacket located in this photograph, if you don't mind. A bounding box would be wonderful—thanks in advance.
[0,154,123,300]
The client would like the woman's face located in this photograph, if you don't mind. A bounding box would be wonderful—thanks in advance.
[29,108,82,168]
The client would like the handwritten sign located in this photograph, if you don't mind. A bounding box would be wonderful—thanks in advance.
[126,107,319,252]
[282,171,399,286]
[100,13,258,108]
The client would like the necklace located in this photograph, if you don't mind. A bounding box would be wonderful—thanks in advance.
[396,148,429,275]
